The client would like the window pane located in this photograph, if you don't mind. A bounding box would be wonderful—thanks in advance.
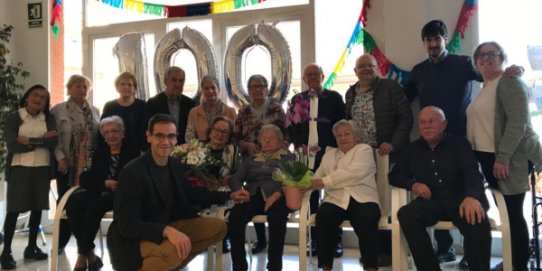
[166,20,213,99]
[92,34,155,112]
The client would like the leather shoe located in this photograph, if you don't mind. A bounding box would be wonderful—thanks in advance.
[0,253,16,270]
[23,246,48,260]
[437,251,456,263]
[73,264,87,271]
[88,256,104,271]
[222,238,231,253]
[251,241,267,254]
[306,241,317,256]
[458,256,469,270]
[333,243,343,258]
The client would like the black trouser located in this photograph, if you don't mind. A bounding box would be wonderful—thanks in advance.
[228,189,291,271]
[65,189,113,255]
[1,210,41,256]
[55,171,72,250]
[315,199,380,269]
[309,190,342,245]
[397,197,491,271]
[475,151,530,271]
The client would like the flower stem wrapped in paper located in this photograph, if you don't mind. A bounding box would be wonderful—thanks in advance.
[272,160,313,210]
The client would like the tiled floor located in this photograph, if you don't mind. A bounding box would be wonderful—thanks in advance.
[2,233,505,271]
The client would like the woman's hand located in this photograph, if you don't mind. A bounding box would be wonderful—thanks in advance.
[310,179,325,190]
[231,189,250,204]
[264,192,281,211]
[105,179,118,190]
[220,175,231,186]
[42,130,58,138]
[493,161,509,180]
[16,136,29,145]
[57,158,69,174]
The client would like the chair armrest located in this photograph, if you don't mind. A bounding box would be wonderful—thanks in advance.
[489,188,510,229]
[390,186,408,224]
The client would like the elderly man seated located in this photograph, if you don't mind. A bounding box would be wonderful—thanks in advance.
[389,106,491,271]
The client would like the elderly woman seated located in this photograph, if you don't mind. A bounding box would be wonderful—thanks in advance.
[311,119,380,271]
[65,116,140,271]
[228,124,293,271]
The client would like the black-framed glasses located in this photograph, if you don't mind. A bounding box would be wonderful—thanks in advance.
[477,51,500,59]
[152,133,177,141]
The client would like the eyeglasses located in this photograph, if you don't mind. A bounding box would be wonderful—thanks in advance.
[152,133,177,141]
[477,51,501,59]
[248,84,266,90]
[212,128,229,135]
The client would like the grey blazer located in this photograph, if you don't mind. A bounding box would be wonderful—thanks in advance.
[494,77,542,194]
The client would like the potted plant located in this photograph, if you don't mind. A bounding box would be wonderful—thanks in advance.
[0,25,30,176]
[272,159,313,210]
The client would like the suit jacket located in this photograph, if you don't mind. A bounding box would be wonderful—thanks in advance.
[107,151,229,271]
[144,92,195,145]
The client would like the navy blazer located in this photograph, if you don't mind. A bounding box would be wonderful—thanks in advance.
[107,151,229,271]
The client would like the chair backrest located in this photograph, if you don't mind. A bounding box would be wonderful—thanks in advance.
[374,152,390,218]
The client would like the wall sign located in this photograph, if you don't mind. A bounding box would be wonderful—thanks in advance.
[28,3,43,28]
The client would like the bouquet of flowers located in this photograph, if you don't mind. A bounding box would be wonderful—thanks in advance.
[171,139,226,191]
[272,160,313,189]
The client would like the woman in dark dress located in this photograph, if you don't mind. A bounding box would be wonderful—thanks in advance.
[1,85,58,270]
[101,72,146,151]
[66,116,140,270]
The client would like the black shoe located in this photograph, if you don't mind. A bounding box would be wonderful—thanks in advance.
[251,241,267,254]
[222,238,231,254]
[0,254,16,270]
[306,241,317,256]
[73,264,87,271]
[88,256,104,271]
[333,243,343,258]
[23,246,48,260]
[458,256,469,270]
[436,251,456,263]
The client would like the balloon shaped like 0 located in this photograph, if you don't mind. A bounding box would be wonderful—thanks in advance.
[153,27,218,102]
[224,23,292,108]
[113,33,150,100]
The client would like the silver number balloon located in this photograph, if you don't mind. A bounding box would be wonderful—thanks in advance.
[224,23,292,108]
[113,33,150,100]
[153,27,218,102]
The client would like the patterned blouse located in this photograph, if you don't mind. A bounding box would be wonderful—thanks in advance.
[351,88,377,147]
[233,99,289,145]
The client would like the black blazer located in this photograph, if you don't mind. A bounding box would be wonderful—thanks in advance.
[79,143,140,195]
[107,151,229,271]
[143,92,195,145]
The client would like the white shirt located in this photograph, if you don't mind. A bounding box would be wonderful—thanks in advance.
[11,108,50,167]
[467,75,500,153]
[313,144,379,210]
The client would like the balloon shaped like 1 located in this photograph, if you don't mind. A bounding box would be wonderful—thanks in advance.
[224,23,292,108]
[113,33,150,100]
[153,27,218,102]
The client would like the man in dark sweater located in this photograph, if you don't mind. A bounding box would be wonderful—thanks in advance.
[107,114,248,271]
[390,106,491,271]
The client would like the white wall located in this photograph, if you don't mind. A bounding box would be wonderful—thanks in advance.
[2,0,50,90]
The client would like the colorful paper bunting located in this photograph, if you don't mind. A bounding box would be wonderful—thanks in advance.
[50,0,63,39]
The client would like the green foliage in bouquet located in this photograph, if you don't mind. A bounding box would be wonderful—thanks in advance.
[272,161,313,188]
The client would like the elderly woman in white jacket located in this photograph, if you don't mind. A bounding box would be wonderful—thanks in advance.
[311,119,380,271]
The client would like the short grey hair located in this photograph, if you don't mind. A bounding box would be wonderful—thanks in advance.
[100,115,125,136]
[164,66,185,81]
[332,119,361,142]
[258,124,283,143]
[247,74,268,88]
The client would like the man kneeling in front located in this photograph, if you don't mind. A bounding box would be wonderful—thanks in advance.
[107,114,248,271]
[389,106,491,271]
